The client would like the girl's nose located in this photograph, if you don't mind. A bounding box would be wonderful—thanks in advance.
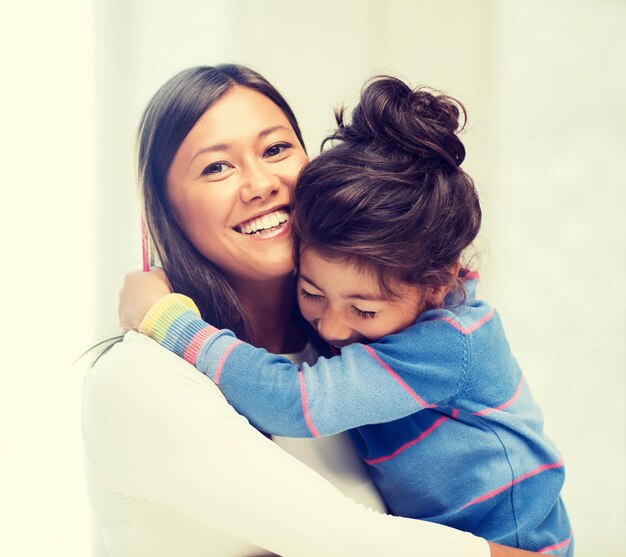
[240,162,280,202]
[316,312,352,346]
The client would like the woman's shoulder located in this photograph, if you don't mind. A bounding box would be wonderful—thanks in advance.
[82,331,251,486]
[87,331,207,384]
[82,331,234,445]
[83,331,230,412]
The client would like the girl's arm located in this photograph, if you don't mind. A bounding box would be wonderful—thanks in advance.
[136,289,467,438]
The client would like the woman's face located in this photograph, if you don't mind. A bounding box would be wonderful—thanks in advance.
[166,86,308,283]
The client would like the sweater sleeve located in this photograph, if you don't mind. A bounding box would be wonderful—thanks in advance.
[139,294,470,437]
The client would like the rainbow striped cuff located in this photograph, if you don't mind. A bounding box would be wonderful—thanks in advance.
[139,293,201,343]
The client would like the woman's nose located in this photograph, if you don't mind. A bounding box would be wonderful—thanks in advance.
[240,162,280,202]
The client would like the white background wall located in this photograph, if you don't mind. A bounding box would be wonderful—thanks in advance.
[1,1,96,556]
[2,1,623,556]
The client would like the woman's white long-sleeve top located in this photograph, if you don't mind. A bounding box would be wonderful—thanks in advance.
[82,331,488,557]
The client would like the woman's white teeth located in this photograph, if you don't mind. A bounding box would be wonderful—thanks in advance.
[239,210,289,234]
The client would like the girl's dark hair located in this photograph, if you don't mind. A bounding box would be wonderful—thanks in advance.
[139,64,305,340]
[291,76,481,304]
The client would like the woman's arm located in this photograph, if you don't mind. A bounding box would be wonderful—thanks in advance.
[488,543,543,557]
[83,332,490,557]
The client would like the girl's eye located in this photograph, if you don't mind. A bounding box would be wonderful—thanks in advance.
[264,143,291,158]
[352,307,377,319]
[201,161,232,175]
[299,288,323,301]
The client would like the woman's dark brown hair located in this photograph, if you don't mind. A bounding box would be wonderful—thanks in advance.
[291,76,481,304]
[138,64,306,340]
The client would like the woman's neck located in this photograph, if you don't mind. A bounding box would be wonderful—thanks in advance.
[231,274,305,354]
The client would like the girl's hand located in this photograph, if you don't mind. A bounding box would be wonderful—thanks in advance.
[118,268,172,330]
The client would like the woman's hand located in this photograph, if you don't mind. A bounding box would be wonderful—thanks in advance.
[488,541,544,557]
[118,268,172,330]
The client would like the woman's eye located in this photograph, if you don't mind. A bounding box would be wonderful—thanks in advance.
[299,288,323,301]
[264,143,291,158]
[352,307,377,319]
[202,162,231,175]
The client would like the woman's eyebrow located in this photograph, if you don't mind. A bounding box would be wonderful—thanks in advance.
[191,143,230,162]
[258,125,290,138]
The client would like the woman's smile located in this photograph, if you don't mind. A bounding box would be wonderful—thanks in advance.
[234,206,291,238]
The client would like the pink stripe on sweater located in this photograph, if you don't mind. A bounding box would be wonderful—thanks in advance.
[182,326,219,364]
[213,340,243,386]
[362,345,430,408]
[537,534,571,554]
[473,376,525,417]
[298,369,320,437]
[440,307,495,335]
[456,458,564,512]
[365,416,449,465]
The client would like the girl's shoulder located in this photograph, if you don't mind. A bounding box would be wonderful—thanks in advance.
[418,298,496,337]
[419,270,499,336]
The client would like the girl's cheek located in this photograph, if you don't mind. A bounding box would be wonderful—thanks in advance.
[298,300,316,324]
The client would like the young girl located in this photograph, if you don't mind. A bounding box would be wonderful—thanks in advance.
[122,76,572,555]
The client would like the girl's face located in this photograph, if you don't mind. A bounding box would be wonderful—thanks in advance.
[297,249,427,348]
[166,86,308,284]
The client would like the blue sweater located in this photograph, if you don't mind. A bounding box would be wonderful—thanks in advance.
[141,276,573,555]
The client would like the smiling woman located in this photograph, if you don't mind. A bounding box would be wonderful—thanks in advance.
[165,86,307,289]
[136,66,308,350]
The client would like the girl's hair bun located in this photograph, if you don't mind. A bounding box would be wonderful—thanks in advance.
[331,76,467,171]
